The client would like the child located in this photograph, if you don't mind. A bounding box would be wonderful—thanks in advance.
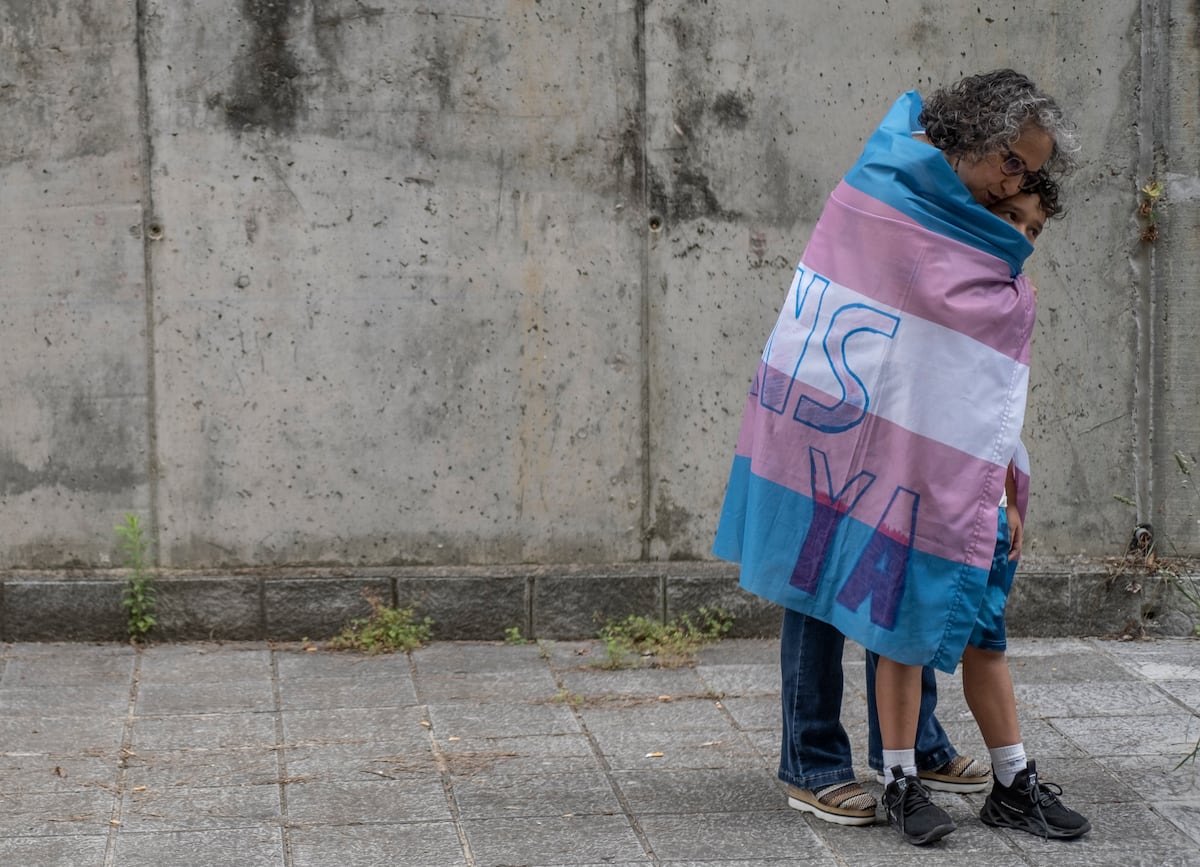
[993,171,1057,245]
[878,173,1091,845]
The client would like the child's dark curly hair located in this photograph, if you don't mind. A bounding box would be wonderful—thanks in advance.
[920,69,1079,178]
[1020,170,1064,220]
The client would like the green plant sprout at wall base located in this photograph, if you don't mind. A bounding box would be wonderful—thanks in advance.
[116,513,156,643]
[597,608,733,669]
[328,596,433,654]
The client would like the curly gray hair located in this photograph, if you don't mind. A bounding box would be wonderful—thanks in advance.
[919,69,1079,177]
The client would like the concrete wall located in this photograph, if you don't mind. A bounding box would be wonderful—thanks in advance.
[2,1,1197,579]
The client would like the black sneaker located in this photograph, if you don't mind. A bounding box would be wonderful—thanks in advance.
[882,765,956,845]
[979,760,1091,839]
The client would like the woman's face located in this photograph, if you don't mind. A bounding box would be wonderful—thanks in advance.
[954,125,1054,207]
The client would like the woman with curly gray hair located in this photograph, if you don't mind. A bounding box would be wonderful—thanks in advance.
[714,67,1086,847]
[920,68,1079,207]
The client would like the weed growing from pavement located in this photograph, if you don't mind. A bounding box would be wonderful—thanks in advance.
[328,596,432,654]
[503,626,528,645]
[551,687,584,708]
[596,608,733,669]
[116,513,156,643]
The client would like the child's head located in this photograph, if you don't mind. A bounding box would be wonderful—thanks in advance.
[989,171,1062,244]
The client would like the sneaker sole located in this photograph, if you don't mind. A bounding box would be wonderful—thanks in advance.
[899,818,957,845]
[874,772,990,794]
[787,794,877,826]
[979,801,1092,839]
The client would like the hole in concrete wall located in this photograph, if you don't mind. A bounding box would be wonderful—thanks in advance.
[648,215,663,232]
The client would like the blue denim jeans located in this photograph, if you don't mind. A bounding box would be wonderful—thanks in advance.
[779,609,955,788]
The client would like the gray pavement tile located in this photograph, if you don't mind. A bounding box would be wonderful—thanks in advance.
[462,814,647,865]
[136,681,276,715]
[281,704,433,746]
[588,728,762,772]
[428,700,582,740]
[0,788,116,836]
[113,827,284,867]
[663,863,824,867]
[438,732,599,777]
[638,810,825,861]
[282,740,438,781]
[741,727,781,763]
[1013,679,1184,717]
[0,834,108,867]
[286,777,450,824]
[1,650,135,686]
[1007,637,1098,657]
[1160,679,1200,712]
[414,668,562,703]
[274,645,415,679]
[538,639,608,669]
[611,767,786,814]
[1157,801,1200,848]
[1098,753,1200,801]
[122,746,282,789]
[131,711,277,751]
[279,675,418,710]
[1050,713,1200,757]
[0,684,131,715]
[694,638,782,666]
[120,783,281,831]
[577,697,734,733]
[719,695,779,731]
[556,666,711,699]
[1006,651,1143,683]
[136,645,272,684]
[0,753,118,794]
[1095,638,1200,680]
[0,713,127,755]
[412,640,550,673]
[694,663,780,696]
[289,821,465,867]
[451,769,622,820]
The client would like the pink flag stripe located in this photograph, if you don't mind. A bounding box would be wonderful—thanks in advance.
[758,274,1029,464]
[733,392,1007,570]
[802,182,1035,364]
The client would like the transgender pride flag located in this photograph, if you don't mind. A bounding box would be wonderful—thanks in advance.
[713,91,1036,673]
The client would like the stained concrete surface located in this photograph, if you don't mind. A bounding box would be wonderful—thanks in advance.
[1,636,1197,866]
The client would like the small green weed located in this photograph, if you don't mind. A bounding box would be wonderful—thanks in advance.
[596,608,733,669]
[328,596,432,654]
[504,626,528,645]
[551,687,584,708]
[116,513,156,643]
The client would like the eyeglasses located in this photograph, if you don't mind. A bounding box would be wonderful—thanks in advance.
[999,149,1028,177]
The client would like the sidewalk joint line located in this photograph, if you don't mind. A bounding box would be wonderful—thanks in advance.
[102,645,142,867]
[410,651,477,866]
[270,645,296,867]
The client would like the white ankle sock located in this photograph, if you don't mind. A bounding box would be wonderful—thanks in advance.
[989,743,1027,787]
[882,749,917,785]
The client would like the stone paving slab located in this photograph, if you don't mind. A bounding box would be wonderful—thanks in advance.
[0,636,1197,866]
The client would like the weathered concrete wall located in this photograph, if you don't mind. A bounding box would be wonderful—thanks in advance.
[1,1,1197,579]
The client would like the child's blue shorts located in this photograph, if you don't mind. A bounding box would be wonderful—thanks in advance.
[967,507,1018,652]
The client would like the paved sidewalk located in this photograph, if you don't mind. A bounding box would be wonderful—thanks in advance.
[0,636,1197,866]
